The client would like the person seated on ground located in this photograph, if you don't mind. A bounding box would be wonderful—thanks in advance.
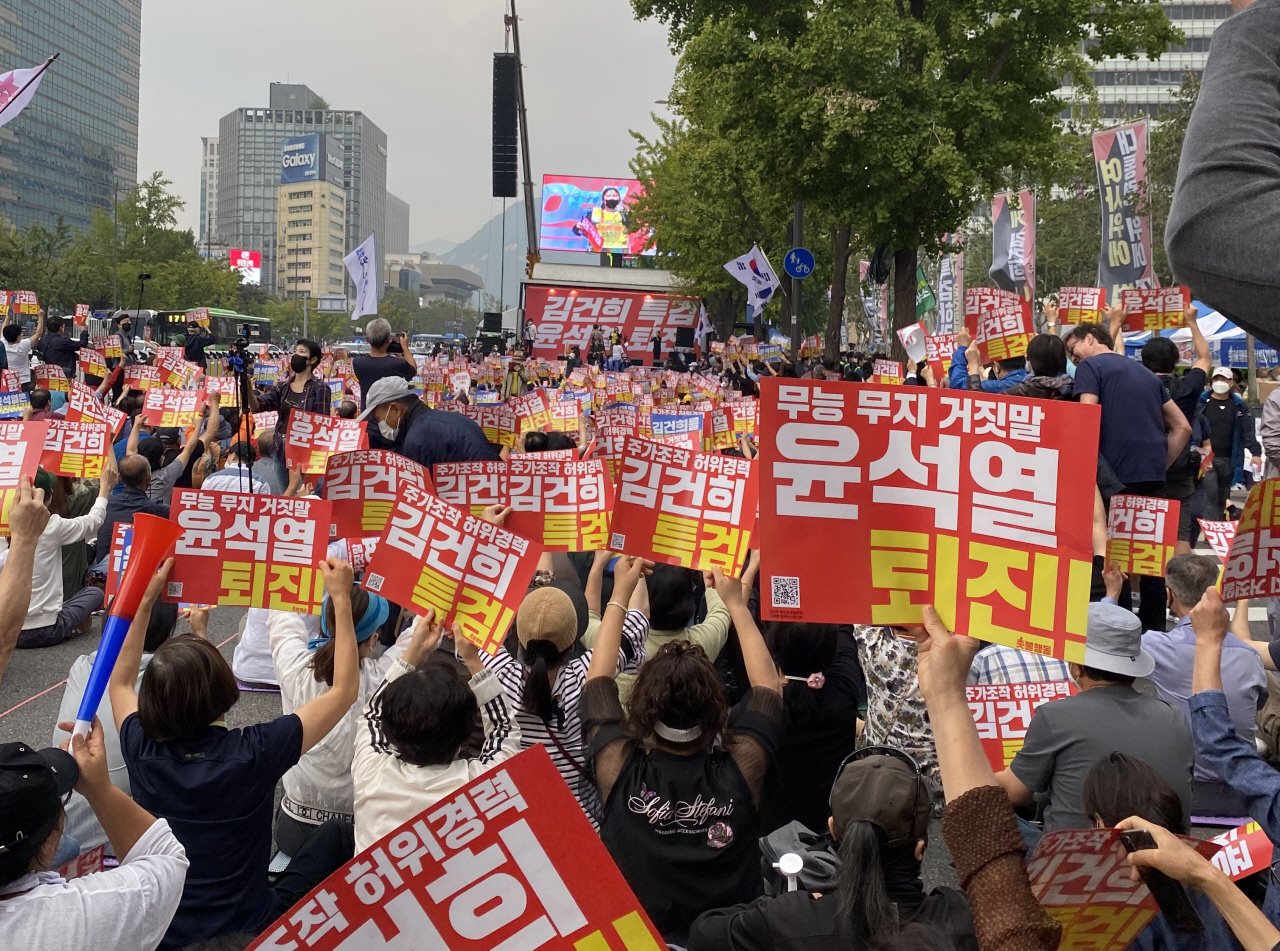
[92,454,168,568]
[0,726,189,951]
[109,558,359,951]
[269,583,407,864]
[687,744,978,951]
[352,608,521,852]
[52,601,179,854]
[12,463,115,650]
[582,560,783,946]
[26,386,58,420]
[254,430,286,494]
[198,439,271,494]
[994,602,1193,833]
[335,398,358,420]
[1129,554,1267,817]
[128,392,220,504]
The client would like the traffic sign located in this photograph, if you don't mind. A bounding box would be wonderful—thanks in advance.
[783,247,815,280]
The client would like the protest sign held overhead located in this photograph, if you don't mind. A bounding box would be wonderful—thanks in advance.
[324,449,435,541]
[0,420,48,531]
[505,456,614,552]
[1057,287,1106,324]
[964,288,1034,362]
[40,420,110,479]
[1120,286,1191,333]
[1222,478,1280,601]
[141,388,206,428]
[1107,494,1179,578]
[284,410,369,476]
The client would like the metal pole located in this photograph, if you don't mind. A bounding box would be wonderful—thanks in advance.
[508,0,539,259]
[303,294,309,340]
[791,201,803,358]
[111,180,119,312]
[1248,333,1259,404]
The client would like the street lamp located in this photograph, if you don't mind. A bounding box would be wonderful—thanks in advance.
[135,272,152,323]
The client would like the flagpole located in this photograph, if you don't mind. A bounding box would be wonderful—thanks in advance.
[0,53,58,124]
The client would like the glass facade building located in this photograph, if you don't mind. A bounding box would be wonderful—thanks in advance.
[0,1,141,232]
[216,84,387,296]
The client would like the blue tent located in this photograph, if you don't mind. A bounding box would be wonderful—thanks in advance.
[1122,301,1279,368]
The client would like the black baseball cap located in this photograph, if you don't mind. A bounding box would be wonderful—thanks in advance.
[0,742,78,858]
[829,749,931,848]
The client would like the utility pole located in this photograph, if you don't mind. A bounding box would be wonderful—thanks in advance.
[303,294,309,339]
[111,179,119,312]
[507,0,539,268]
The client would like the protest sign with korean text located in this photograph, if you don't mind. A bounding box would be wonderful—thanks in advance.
[0,420,49,531]
[1223,478,1280,601]
[0,390,28,419]
[1211,821,1273,882]
[1057,287,1106,324]
[871,359,904,385]
[78,347,108,379]
[1121,286,1191,333]
[284,410,369,476]
[609,436,755,574]
[325,450,435,541]
[65,384,126,437]
[154,349,198,389]
[141,388,205,428]
[91,334,123,361]
[434,461,509,517]
[7,290,38,316]
[648,412,703,451]
[524,285,699,363]
[167,491,331,614]
[757,379,1100,663]
[966,680,1077,772]
[511,390,553,434]
[251,411,278,438]
[1198,519,1237,563]
[924,334,957,383]
[705,405,736,452]
[40,420,110,479]
[247,745,662,951]
[33,364,68,393]
[964,288,1034,362]
[363,484,542,654]
[1107,494,1179,577]
[506,457,614,551]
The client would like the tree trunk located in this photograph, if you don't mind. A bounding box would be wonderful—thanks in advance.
[826,223,852,357]
[890,246,918,365]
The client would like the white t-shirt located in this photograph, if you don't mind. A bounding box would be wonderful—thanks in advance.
[0,819,188,951]
[4,337,32,384]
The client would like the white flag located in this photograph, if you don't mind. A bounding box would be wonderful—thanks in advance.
[0,57,55,130]
[696,304,713,345]
[724,244,781,318]
[343,234,378,321]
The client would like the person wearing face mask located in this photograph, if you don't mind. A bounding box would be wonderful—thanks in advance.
[572,186,632,254]
[249,339,332,490]
[357,376,497,473]
[1200,367,1262,518]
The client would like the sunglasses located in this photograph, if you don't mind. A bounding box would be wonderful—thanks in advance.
[830,744,931,822]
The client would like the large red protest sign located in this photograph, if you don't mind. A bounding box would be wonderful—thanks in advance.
[167,491,331,614]
[609,435,755,573]
[1211,821,1274,882]
[248,746,661,951]
[284,410,368,476]
[524,284,699,363]
[1197,519,1237,562]
[511,389,553,434]
[506,457,614,552]
[324,450,435,541]
[434,461,509,517]
[64,384,126,437]
[1057,287,1106,324]
[154,349,197,389]
[364,484,542,654]
[78,347,107,379]
[91,334,123,361]
[32,364,68,393]
[966,680,1077,772]
[1121,286,1191,333]
[757,379,1099,663]
[141,388,206,428]
[0,421,49,532]
[924,334,956,383]
[123,365,164,392]
[1223,478,1280,601]
[40,420,110,479]
[1106,494,1179,577]
[964,288,1034,362]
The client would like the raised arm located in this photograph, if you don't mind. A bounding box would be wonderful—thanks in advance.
[707,566,779,694]
[0,479,50,685]
[1184,306,1212,375]
[108,559,172,730]
[31,309,45,345]
[176,393,221,466]
[585,556,650,682]
[584,549,611,616]
[292,559,360,753]
[1107,304,1127,355]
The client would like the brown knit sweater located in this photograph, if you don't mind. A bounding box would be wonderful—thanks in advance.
[941,785,1063,951]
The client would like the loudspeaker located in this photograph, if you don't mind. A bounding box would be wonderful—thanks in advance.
[482,311,503,333]
[492,54,518,199]
[675,327,695,348]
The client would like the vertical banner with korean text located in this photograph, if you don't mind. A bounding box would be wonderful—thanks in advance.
[989,190,1036,303]
[757,380,1100,663]
[324,450,435,541]
[1093,120,1156,300]
[936,235,965,333]
[1106,494,1179,577]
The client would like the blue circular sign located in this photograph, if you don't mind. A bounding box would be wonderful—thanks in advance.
[783,247,815,280]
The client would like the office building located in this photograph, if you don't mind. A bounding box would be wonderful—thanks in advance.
[1058,1,1231,119]
[385,192,410,254]
[216,82,387,295]
[0,1,141,232]
[199,136,220,254]
[276,134,347,298]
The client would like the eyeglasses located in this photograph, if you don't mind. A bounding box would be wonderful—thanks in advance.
[1065,342,1079,365]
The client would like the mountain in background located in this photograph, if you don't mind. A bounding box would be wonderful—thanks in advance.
[442,202,528,311]
[409,239,458,257]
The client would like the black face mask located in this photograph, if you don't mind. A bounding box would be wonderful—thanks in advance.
[119,325,131,335]
[604,198,620,209]
[290,354,310,374]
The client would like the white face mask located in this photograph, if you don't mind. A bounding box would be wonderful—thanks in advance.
[377,408,400,442]
[1212,380,1232,395]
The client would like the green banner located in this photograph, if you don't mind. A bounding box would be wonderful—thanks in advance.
[915,265,937,317]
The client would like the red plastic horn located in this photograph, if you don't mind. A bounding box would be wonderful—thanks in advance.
[110,513,183,618]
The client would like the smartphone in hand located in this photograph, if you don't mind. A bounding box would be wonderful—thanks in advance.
[1119,829,1205,935]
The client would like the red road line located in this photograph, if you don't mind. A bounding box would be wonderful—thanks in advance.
[0,630,240,721]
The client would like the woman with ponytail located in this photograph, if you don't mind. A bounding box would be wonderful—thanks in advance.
[687,749,978,951]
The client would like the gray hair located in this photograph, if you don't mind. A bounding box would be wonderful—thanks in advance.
[365,318,393,349]
[1164,554,1219,609]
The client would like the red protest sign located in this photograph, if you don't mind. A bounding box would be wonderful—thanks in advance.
[187,307,210,329]
[964,287,1034,362]
[757,379,1099,663]
[105,522,131,599]
[65,383,126,437]
[363,484,542,654]
[250,411,278,438]
[506,457,614,551]
[168,491,331,613]
[1197,518,1237,563]
[73,303,90,329]
[247,746,662,951]
[1057,287,1106,324]
[966,680,1077,772]
[609,435,756,573]
[1211,821,1273,881]
[1121,286,1191,332]
[464,403,517,448]
[9,290,38,316]
[329,536,380,574]
[324,449,435,541]
[705,405,736,452]
[1106,494,1179,577]
[78,347,108,379]
[1223,479,1280,601]
[40,420,110,479]
[924,334,956,383]
[434,461,509,517]
[511,389,552,434]
[284,410,369,476]
[123,365,164,391]
[0,421,49,531]
[154,349,195,389]
[91,334,123,361]
[141,387,205,428]
[204,375,239,399]
[33,364,68,393]
[731,397,758,438]
[547,396,582,434]
[871,359,903,385]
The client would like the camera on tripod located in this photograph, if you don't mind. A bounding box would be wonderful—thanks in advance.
[224,325,253,376]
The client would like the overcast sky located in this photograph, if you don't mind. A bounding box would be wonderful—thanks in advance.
[137,1,677,247]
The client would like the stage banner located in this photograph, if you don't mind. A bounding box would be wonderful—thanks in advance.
[1107,494,1179,577]
[964,288,1034,362]
[0,420,49,531]
[609,435,755,573]
[966,681,1077,772]
[167,491,331,614]
[523,285,699,364]
[1058,287,1106,324]
[325,449,435,541]
[990,189,1036,302]
[757,379,1100,663]
[40,420,110,479]
[284,410,369,476]
[1093,120,1156,300]
[1120,286,1191,333]
[506,457,614,552]
[363,485,542,654]
[247,746,663,951]
[434,461,509,517]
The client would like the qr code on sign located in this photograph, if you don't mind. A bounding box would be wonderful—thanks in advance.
[771,576,801,609]
[364,572,384,592]
[610,533,625,551]
[166,582,183,598]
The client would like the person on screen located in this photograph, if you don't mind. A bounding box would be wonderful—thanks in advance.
[573,186,631,253]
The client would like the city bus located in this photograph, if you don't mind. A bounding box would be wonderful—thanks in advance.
[95,308,272,348]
